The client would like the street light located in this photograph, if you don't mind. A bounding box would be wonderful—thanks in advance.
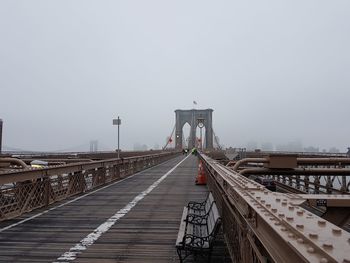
[112,116,121,158]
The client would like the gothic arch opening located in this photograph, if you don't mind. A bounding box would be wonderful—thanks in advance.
[196,125,206,149]
[182,122,191,149]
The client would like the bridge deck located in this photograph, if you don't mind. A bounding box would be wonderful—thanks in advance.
[0,155,229,262]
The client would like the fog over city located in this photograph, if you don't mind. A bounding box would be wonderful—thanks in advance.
[1,1,349,152]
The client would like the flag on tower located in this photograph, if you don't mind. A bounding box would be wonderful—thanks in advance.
[193,101,197,105]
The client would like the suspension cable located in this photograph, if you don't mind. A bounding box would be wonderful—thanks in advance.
[162,124,176,150]
[213,129,222,150]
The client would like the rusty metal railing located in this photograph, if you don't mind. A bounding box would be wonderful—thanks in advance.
[199,153,350,263]
[227,156,350,194]
[0,152,179,221]
[269,173,350,194]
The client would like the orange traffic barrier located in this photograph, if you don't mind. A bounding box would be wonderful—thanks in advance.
[195,160,207,185]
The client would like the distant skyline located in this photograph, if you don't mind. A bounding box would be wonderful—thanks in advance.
[2,136,346,154]
[1,1,349,151]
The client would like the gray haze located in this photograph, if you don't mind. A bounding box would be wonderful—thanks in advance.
[1,1,349,152]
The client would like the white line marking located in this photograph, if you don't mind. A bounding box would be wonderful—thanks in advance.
[53,154,190,262]
[0,156,181,233]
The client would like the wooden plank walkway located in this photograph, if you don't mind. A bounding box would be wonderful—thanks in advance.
[0,155,230,262]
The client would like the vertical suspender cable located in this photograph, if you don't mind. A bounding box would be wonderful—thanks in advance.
[162,124,176,150]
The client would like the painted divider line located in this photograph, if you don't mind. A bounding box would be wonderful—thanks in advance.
[0,156,182,234]
[53,154,190,262]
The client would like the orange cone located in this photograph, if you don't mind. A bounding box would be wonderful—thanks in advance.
[195,160,207,185]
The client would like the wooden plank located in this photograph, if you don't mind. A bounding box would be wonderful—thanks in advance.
[175,207,188,246]
[0,156,230,262]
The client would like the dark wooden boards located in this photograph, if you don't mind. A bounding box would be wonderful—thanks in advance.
[0,155,230,262]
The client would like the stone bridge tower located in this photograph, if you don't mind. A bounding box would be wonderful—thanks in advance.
[175,109,214,150]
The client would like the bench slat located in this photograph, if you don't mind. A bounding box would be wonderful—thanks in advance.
[205,193,214,212]
[175,206,189,247]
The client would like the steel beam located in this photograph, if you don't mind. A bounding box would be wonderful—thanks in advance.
[200,153,350,263]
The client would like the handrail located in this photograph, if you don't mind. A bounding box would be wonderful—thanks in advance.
[199,152,350,263]
[0,151,180,221]
[227,157,350,170]
[0,152,176,184]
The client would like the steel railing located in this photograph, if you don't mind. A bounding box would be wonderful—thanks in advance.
[0,151,179,221]
[199,153,350,263]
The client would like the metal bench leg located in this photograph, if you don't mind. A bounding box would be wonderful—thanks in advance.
[177,248,183,263]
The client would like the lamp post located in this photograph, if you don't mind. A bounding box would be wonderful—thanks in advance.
[113,116,121,158]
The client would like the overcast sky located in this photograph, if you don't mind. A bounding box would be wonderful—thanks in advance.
[1,0,349,152]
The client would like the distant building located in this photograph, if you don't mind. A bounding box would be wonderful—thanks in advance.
[134,143,148,151]
[329,147,340,153]
[304,146,319,153]
[90,140,98,152]
[276,141,303,152]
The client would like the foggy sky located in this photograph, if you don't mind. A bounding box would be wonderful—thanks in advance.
[1,0,349,152]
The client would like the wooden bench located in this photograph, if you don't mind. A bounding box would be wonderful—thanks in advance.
[186,192,216,225]
[175,193,221,262]
[187,192,215,216]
